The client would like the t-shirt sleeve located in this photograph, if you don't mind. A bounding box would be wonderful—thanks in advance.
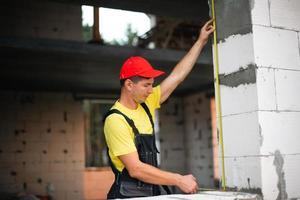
[104,114,137,156]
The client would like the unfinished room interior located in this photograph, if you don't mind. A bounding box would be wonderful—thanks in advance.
[0,0,299,199]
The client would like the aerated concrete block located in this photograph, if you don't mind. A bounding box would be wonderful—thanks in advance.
[25,141,48,153]
[49,161,67,173]
[253,25,300,70]
[15,152,41,163]
[0,91,85,200]
[258,111,300,154]
[298,32,300,54]
[128,191,261,200]
[218,33,254,75]
[270,0,300,31]
[183,93,214,187]
[256,68,277,111]
[260,156,280,200]
[17,107,41,121]
[261,153,300,199]
[0,153,15,162]
[44,171,65,183]
[284,155,300,199]
[52,191,66,200]
[222,112,260,156]
[224,156,262,189]
[0,183,23,194]
[275,69,300,111]
[0,1,82,40]
[159,97,185,173]
[251,0,271,26]
[220,84,258,116]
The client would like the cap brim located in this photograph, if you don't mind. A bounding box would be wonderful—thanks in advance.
[139,69,165,78]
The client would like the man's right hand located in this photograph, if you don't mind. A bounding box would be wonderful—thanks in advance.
[176,174,198,194]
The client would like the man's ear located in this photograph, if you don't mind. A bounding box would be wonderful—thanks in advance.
[124,79,134,91]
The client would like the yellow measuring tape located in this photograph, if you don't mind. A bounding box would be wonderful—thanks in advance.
[211,0,226,191]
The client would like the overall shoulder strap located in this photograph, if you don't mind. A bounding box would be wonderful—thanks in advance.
[103,109,139,137]
[140,103,171,195]
[140,103,160,154]
[140,103,154,130]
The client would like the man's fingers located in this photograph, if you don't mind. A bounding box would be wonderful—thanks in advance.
[207,26,215,34]
[205,18,214,27]
[192,175,196,181]
[206,25,214,31]
[201,19,215,34]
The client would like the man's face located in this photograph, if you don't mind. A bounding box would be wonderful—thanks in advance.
[131,78,154,103]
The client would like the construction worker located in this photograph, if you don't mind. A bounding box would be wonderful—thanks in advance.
[103,19,214,199]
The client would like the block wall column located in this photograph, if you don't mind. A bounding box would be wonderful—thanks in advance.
[214,0,300,199]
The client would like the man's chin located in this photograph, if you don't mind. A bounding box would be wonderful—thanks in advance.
[136,98,146,104]
[137,100,145,104]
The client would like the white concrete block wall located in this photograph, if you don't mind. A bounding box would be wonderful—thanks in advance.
[256,68,277,111]
[269,0,300,31]
[220,84,258,116]
[225,157,262,190]
[275,70,300,111]
[159,98,185,174]
[259,111,300,156]
[251,0,270,26]
[218,34,254,75]
[259,111,300,198]
[260,154,300,200]
[217,32,258,116]
[0,0,82,41]
[284,155,300,199]
[183,93,214,188]
[253,1,300,198]
[0,91,84,199]
[221,112,262,189]
[222,112,260,157]
[215,0,300,198]
[298,32,300,54]
[253,25,300,70]
[159,93,215,189]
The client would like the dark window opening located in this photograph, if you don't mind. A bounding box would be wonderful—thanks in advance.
[84,100,113,167]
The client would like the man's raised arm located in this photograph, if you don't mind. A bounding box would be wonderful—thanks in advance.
[160,19,214,104]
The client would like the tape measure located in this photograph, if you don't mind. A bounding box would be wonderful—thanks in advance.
[210,0,226,191]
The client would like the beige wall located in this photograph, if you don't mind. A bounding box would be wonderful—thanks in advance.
[0,91,85,199]
[0,0,82,41]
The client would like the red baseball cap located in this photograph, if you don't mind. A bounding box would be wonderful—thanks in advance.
[120,56,165,79]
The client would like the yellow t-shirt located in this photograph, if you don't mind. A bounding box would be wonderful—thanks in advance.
[104,86,161,172]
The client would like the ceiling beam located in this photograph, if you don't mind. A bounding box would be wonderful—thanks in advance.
[0,37,213,94]
[0,37,212,65]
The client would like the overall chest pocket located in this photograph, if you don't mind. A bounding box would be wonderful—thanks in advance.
[139,151,155,165]
[135,134,156,165]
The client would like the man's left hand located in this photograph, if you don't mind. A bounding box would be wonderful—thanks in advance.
[198,18,215,45]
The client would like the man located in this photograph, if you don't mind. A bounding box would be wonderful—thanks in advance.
[104,19,214,199]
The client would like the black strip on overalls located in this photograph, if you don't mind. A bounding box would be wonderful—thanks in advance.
[140,103,172,195]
